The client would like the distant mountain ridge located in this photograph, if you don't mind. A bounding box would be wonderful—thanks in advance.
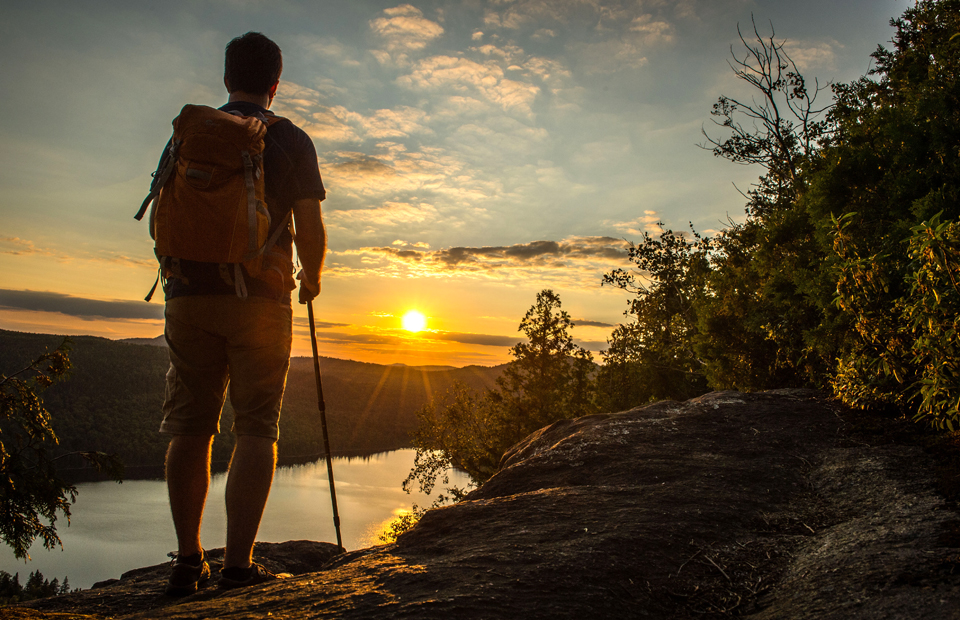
[0,329,505,476]
[117,335,166,347]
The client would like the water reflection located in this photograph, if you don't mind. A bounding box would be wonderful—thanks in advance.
[0,449,469,589]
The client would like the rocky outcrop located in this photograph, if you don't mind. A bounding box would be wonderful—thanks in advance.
[17,390,960,619]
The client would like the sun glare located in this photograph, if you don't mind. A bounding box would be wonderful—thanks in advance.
[401,310,427,333]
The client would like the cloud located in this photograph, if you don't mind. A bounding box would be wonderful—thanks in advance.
[321,149,489,214]
[301,325,526,352]
[483,0,599,31]
[398,55,540,117]
[575,339,608,352]
[370,4,444,52]
[357,107,431,139]
[0,237,154,267]
[292,316,350,330]
[532,28,557,40]
[378,236,626,268]
[327,153,398,180]
[304,331,406,347]
[327,202,440,227]
[471,42,524,63]
[278,98,431,145]
[784,40,840,71]
[572,319,614,328]
[300,37,362,69]
[430,331,521,347]
[420,329,604,350]
[330,236,629,287]
[0,289,163,321]
[629,15,676,45]
[609,212,662,236]
[0,237,61,258]
[570,39,649,72]
[520,56,571,82]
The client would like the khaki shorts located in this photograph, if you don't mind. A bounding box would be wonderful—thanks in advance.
[160,295,292,440]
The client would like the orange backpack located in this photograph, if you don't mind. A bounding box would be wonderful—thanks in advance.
[135,104,289,299]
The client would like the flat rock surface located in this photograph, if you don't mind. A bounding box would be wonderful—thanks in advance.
[14,390,960,619]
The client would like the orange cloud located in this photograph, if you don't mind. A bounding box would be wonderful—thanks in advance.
[398,55,540,117]
[370,4,444,52]
[608,212,664,236]
[0,237,154,267]
[330,236,629,287]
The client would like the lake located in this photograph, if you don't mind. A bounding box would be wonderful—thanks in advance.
[0,449,469,589]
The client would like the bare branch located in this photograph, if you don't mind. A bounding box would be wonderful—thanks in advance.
[700,15,833,194]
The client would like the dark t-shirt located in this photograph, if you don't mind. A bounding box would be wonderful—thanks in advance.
[161,101,326,301]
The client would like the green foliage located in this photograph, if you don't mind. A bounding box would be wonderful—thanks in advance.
[598,226,711,409]
[0,340,123,560]
[821,0,960,425]
[405,290,596,505]
[602,1,960,431]
[495,290,598,431]
[0,340,76,560]
[903,216,960,429]
[600,18,842,409]
[377,504,426,544]
[834,213,960,429]
[694,15,839,391]
[406,383,498,489]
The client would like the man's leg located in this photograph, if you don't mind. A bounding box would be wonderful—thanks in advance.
[223,435,277,569]
[221,298,291,570]
[166,434,214,557]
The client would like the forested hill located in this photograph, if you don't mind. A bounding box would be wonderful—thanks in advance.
[0,329,504,475]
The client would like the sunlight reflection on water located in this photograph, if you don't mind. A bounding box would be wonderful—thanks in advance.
[0,449,468,589]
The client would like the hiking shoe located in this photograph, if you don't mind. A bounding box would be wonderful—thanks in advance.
[166,551,210,596]
[218,562,287,589]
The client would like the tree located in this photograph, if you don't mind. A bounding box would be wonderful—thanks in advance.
[599,19,845,411]
[696,16,841,390]
[598,225,711,409]
[0,569,68,603]
[603,4,960,415]
[0,571,21,604]
[0,340,123,559]
[405,290,596,504]
[816,0,960,426]
[493,289,597,434]
[701,16,831,214]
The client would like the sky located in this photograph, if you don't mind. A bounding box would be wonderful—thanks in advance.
[0,0,909,367]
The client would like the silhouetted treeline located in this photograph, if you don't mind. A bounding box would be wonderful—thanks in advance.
[0,570,72,604]
[0,329,503,477]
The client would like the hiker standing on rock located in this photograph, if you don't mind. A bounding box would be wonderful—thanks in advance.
[136,32,327,595]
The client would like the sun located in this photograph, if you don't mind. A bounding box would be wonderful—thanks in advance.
[401,310,427,333]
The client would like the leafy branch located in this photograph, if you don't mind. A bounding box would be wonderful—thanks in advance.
[0,339,123,560]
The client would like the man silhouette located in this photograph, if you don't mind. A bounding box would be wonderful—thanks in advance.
[156,32,327,595]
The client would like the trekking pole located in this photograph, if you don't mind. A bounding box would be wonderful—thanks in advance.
[307,299,343,549]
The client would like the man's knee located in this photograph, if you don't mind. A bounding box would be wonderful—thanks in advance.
[232,434,278,455]
[166,434,215,461]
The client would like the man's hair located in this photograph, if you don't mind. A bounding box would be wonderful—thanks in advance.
[224,32,283,95]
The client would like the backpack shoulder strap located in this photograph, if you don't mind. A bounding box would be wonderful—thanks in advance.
[262,111,288,128]
[134,138,179,224]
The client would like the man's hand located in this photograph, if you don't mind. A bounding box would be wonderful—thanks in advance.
[292,197,326,305]
[297,271,319,304]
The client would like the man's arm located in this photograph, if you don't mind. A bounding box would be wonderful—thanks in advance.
[292,197,326,303]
